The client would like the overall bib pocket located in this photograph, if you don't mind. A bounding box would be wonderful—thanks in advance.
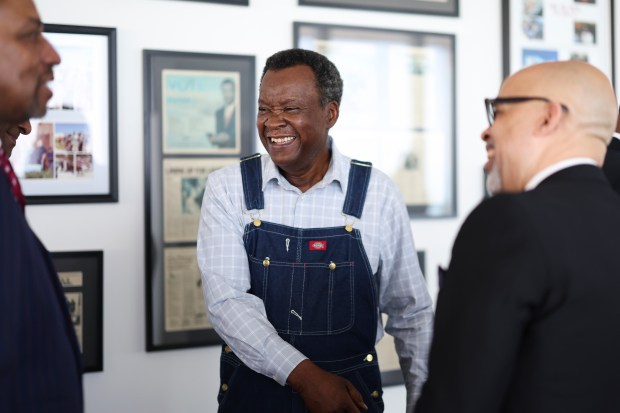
[248,256,355,335]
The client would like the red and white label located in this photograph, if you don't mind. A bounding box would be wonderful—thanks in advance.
[309,240,327,251]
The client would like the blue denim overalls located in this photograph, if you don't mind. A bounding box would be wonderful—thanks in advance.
[217,154,384,413]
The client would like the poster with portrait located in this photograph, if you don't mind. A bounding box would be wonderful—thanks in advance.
[503,0,614,81]
[144,50,254,351]
[162,158,238,242]
[162,70,241,154]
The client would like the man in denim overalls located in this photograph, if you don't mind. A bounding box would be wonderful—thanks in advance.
[198,49,433,413]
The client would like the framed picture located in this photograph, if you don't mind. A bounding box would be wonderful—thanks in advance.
[376,250,425,385]
[502,0,615,83]
[51,250,104,373]
[10,25,118,204]
[169,0,248,4]
[298,0,458,16]
[295,22,456,218]
[144,50,255,351]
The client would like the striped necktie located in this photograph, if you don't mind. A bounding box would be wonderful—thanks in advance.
[0,147,25,212]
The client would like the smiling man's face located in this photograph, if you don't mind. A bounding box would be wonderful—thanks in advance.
[256,65,338,185]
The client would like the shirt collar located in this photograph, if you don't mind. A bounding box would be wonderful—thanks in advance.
[525,157,597,191]
[262,136,349,193]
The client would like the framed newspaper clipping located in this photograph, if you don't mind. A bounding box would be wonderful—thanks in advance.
[10,24,118,204]
[144,50,255,351]
[295,22,456,218]
[51,250,104,373]
[502,0,615,84]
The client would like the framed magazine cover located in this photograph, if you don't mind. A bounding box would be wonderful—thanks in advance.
[295,22,457,218]
[299,0,458,16]
[11,25,118,204]
[51,250,104,373]
[143,50,255,351]
[502,0,615,84]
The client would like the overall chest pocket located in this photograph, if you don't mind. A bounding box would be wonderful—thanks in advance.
[248,257,355,335]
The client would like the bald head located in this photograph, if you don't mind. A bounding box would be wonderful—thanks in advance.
[482,61,618,194]
[501,61,617,145]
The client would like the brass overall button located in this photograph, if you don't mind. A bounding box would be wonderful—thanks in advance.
[345,224,353,232]
[253,218,262,227]
[329,261,336,270]
[224,345,232,353]
[263,257,270,267]
[364,354,374,362]
[221,383,229,392]
[371,390,380,398]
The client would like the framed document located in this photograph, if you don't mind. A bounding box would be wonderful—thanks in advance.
[144,49,255,351]
[299,0,458,16]
[502,0,615,83]
[295,22,457,218]
[11,25,118,204]
[51,250,104,373]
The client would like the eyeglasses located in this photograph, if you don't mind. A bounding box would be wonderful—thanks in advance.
[484,96,569,126]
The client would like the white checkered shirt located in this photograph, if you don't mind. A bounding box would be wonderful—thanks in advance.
[197,141,433,411]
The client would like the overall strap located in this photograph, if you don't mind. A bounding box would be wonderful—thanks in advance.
[342,159,372,219]
[240,153,264,210]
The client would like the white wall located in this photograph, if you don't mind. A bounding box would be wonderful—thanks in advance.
[23,0,617,412]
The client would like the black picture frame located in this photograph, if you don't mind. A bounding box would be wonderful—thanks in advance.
[170,0,248,4]
[51,250,104,373]
[502,0,615,86]
[299,0,458,16]
[11,24,118,204]
[377,250,425,386]
[143,50,255,351]
[295,22,457,219]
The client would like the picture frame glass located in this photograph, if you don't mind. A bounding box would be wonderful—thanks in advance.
[144,50,255,351]
[295,23,456,218]
[298,0,458,16]
[503,0,614,82]
[51,250,104,373]
[10,25,117,204]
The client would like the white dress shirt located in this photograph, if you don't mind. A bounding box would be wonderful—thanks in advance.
[197,140,433,411]
[525,158,597,191]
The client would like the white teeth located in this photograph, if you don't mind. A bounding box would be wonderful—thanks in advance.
[270,136,294,143]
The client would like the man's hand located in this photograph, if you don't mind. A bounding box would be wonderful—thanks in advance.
[287,359,368,413]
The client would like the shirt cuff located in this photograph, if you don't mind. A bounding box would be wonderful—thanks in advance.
[262,333,307,386]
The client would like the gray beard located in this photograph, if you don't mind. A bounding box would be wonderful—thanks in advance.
[486,161,502,196]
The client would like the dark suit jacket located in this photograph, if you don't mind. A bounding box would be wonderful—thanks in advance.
[214,105,236,148]
[603,137,620,194]
[416,165,620,413]
[0,174,83,412]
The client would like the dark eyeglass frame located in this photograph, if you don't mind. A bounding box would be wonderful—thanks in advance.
[484,96,569,126]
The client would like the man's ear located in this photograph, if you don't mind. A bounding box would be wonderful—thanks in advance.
[326,101,339,129]
[538,101,565,136]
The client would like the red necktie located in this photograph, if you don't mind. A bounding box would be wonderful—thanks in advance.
[0,147,25,212]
